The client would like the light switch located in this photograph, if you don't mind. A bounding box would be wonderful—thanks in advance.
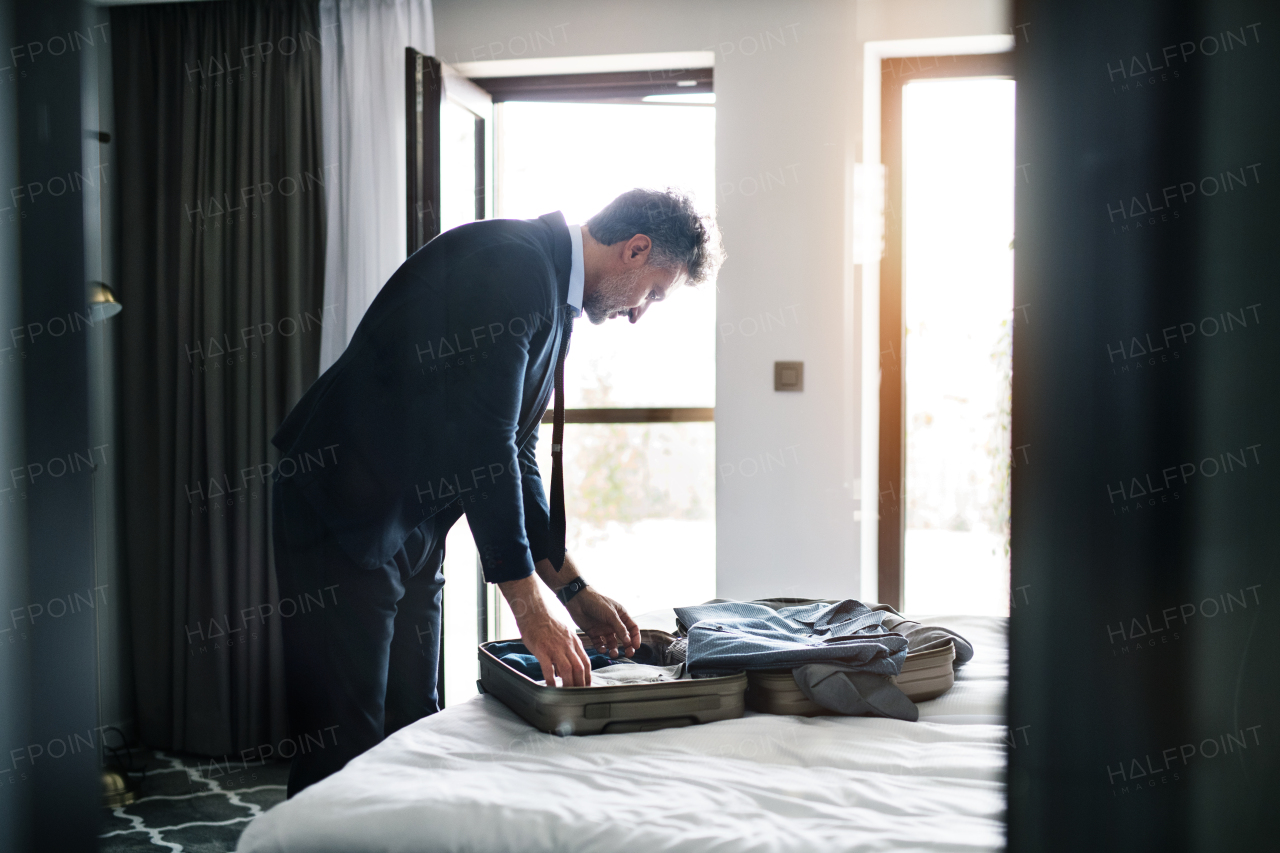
[774,361,803,391]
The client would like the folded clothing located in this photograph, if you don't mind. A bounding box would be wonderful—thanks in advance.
[671,599,977,722]
[673,600,908,679]
[488,641,626,681]
[585,663,685,685]
[741,598,975,666]
[770,599,895,638]
[489,639,675,682]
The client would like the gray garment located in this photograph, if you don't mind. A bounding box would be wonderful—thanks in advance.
[673,600,908,678]
[875,611,974,667]
[693,599,973,721]
[748,598,975,667]
[781,603,970,720]
[792,664,919,722]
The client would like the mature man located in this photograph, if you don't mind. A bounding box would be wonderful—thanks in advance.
[270,188,719,796]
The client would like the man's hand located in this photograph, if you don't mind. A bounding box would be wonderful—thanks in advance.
[565,587,642,660]
[498,575,592,686]
[532,554,642,659]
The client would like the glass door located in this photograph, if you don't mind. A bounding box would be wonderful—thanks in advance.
[878,52,1015,615]
[900,77,1015,616]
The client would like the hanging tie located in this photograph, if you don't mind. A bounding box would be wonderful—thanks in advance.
[548,313,573,570]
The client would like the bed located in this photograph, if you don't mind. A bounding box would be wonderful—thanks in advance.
[237,614,1007,853]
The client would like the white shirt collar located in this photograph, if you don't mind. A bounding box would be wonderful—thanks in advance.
[567,222,584,316]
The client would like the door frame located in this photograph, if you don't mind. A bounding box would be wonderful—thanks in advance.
[406,50,442,251]
[406,52,495,253]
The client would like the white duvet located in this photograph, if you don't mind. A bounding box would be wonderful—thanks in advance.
[238,616,1007,853]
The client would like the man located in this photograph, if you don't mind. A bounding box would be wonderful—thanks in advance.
[270,188,720,796]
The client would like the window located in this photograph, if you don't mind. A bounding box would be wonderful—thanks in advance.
[438,69,718,702]
[503,97,718,621]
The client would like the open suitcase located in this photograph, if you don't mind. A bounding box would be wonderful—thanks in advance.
[478,628,747,736]
[478,599,961,734]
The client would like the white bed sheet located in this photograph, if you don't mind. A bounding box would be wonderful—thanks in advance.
[238,615,1007,853]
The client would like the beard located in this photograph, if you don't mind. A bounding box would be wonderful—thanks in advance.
[582,268,643,325]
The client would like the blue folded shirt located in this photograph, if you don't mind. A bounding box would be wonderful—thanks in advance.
[489,640,661,681]
[673,600,909,678]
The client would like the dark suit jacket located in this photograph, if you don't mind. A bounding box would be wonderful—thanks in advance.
[271,212,573,582]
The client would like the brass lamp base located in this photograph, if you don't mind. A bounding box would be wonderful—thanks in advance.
[102,768,137,808]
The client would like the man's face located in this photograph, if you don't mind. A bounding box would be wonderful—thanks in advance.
[582,263,684,326]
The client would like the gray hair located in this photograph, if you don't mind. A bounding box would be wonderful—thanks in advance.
[585,188,723,284]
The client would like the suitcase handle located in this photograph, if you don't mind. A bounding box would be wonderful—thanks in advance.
[583,694,720,720]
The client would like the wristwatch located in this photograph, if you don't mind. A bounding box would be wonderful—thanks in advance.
[555,577,589,605]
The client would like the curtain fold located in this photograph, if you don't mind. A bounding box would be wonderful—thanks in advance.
[317,0,434,371]
[113,0,326,755]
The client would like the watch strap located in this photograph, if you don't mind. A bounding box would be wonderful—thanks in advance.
[555,577,588,605]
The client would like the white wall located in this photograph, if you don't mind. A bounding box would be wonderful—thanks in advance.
[434,0,1009,601]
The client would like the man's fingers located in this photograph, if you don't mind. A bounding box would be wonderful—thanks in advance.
[548,652,566,687]
[562,636,588,687]
[566,648,587,687]
[536,654,558,685]
[577,638,593,685]
[605,612,631,655]
[617,606,641,655]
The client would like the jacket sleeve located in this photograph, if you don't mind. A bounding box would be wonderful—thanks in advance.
[436,242,555,583]
[519,427,552,564]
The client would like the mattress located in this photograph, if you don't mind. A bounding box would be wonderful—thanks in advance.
[237,614,1007,853]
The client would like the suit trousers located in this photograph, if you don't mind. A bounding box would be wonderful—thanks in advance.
[271,475,461,797]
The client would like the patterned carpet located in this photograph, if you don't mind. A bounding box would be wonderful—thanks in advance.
[99,749,289,852]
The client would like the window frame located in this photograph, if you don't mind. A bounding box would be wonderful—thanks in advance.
[477,67,712,105]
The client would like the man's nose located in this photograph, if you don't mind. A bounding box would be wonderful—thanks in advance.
[627,301,652,324]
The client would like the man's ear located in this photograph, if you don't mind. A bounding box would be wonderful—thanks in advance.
[624,234,652,264]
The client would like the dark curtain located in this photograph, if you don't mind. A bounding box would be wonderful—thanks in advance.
[112,0,326,755]
[1009,0,1278,849]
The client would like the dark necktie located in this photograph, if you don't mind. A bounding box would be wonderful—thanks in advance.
[548,313,573,570]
